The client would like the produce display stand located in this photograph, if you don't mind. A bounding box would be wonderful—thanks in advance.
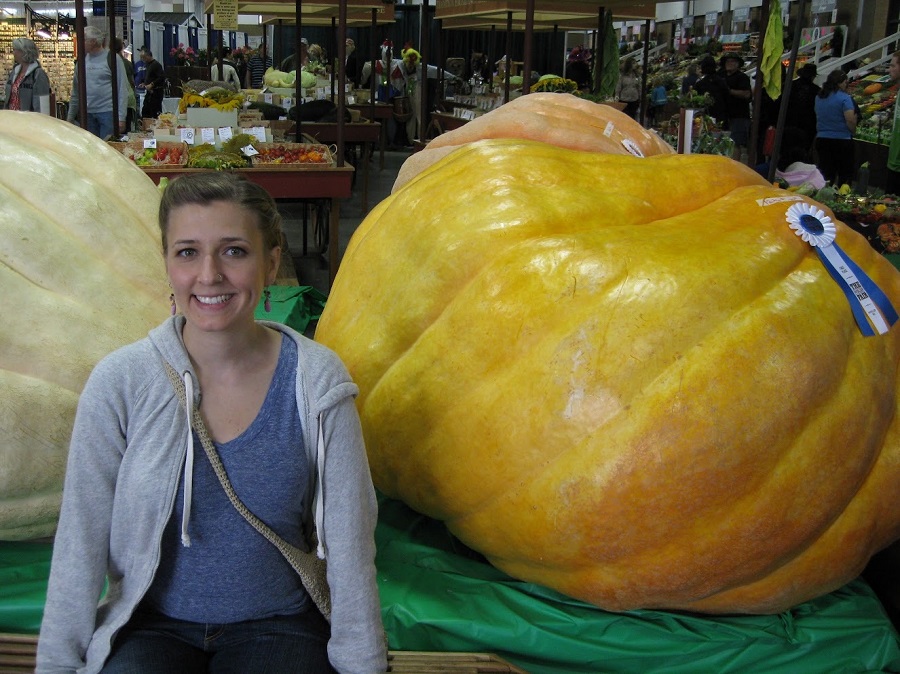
[348,102,393,170]
[430,111,474,134]
[141,166,354,287]
[296,121,382,213]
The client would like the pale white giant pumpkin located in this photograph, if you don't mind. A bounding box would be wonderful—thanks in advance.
[0,112,169,539]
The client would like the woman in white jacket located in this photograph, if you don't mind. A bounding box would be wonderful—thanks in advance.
[211,48,242,90]
[37,172,386,674]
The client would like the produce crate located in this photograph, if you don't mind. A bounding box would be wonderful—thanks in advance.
[250,142,335,167]
[108,140,189,166]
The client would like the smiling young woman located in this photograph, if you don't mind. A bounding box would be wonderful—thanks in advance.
[37,173,387,674]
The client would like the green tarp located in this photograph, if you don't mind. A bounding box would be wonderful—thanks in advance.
[253,284,327,335]
[374,498,900,673]
[5,497,899,672]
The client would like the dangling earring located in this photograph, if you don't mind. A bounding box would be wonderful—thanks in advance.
[170,292,176,316]
[264,287,272,313]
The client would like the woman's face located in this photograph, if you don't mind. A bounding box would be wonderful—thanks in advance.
[12,48,24,64]
[165,200,280,335]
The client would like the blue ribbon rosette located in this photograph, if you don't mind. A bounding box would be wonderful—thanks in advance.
[786,202,898,336]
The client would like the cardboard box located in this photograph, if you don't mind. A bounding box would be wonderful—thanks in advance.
[185,108,239,129]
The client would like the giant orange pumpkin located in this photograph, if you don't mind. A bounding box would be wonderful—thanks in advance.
[316,128,900,614]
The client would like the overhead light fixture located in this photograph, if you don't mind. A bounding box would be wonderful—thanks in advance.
[36,28,52,39]
[59,29,70,39]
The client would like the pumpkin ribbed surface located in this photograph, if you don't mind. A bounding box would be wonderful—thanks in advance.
[0,112,169,539]
[316,137,900,614]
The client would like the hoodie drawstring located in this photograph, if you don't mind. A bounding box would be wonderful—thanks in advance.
[180,371,195,547]
[315,414,326,559]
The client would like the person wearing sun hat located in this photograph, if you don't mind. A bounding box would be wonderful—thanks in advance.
[722,52,752,163]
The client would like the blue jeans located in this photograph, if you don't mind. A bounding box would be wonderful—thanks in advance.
[87,112,116,139]
[102,605,334,673]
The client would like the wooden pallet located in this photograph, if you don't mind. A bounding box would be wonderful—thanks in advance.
[0,633,528,673]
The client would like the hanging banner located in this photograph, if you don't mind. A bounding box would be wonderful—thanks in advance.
[213,0,238,31]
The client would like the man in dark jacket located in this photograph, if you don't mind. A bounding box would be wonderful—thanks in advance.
[693,55,729,124]
[786,63,821,152]
[139,49,165,119]
[722,53,752,162]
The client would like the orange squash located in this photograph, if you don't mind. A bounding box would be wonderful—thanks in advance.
[317,135,900,615]
[864,82,883,95]
[393,93,674,192]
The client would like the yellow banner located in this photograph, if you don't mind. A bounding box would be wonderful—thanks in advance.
[213,0,238,31]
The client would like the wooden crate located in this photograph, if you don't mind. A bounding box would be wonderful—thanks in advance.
[0,634,528,673]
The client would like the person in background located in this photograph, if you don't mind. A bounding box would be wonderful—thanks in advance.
[390,45,458,147]
[279,38,309,74]
[133,45,147,88]
[211,47,241,90]
[814,68,858,187]
[232,48,249,89]
[66,26,129,138]
[885,51,900,196]
[139,48,166,119]
[615,57,641,119]
[722,53,752,163]
[113,38,138,132]
[648,77,668,128]
[36,171,387,674]
[3,36,51,112]
[246,44,273,89]
[785,62,820,153]
[566,45,592,91]
[680,62,699,95]
[308,43,328,74]
[692,55,728,124]
[344,38,361,88]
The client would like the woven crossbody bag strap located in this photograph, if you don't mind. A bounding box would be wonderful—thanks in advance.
[162,361,332,620]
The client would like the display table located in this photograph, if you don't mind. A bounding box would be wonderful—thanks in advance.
[142,166,354,287]
[294,121,382,213]
[349,102,392,169]
[430,112,474,135]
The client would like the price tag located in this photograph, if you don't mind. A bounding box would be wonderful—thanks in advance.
[180,127,195,144]
[200,127,216,144]
[316,87,326,100]
[143,138,157,148]
[242,144,260,156]
[281,97,293,108]
[264,93,274,104]
[249,126,267,143]
[218,126,233,142]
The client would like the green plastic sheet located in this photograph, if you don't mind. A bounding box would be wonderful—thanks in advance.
[4,502,899,673]
[375,497,900,674]
[253,284,326,334]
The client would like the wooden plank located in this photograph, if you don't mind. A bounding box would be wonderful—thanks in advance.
[0,634,528,673]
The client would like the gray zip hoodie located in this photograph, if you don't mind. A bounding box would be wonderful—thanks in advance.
[36,316,387,673]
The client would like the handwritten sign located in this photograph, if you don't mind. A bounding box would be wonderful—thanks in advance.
[213,0,238,31]
[200,127,216,144]
[180,127,195,144]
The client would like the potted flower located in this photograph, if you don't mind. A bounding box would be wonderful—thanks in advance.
[169,43,197,66]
